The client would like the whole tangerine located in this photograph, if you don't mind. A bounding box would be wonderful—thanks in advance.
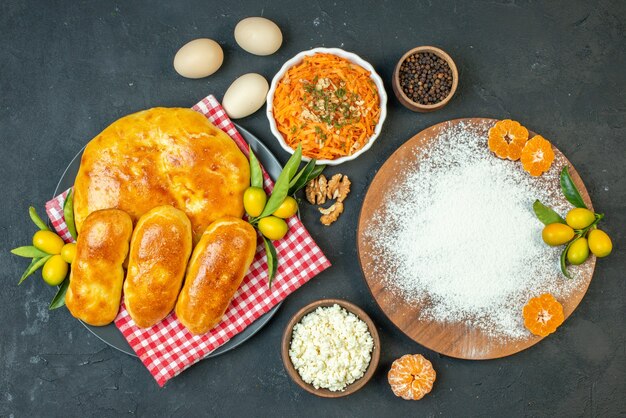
[388,354,436,400]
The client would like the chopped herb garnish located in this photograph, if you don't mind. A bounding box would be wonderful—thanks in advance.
[296,73,370,149]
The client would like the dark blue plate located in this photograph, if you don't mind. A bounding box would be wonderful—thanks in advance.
[53,124,282,358]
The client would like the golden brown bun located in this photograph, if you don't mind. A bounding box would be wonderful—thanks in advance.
[73,107,249,243]
[175,217,257,335]
[66,209,133,326]
[124,205,192,328]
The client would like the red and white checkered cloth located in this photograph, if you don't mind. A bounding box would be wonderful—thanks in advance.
[45,95,330,386]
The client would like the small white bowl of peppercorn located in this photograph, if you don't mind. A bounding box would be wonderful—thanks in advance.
[392,46,458,112]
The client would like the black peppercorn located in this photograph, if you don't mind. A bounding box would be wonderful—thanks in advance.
[398,52,453,105]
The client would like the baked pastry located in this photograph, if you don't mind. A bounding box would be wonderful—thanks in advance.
[124,205,192,328]
[73,107,249,242]
[65,209,133,326]
[175,217,257,335]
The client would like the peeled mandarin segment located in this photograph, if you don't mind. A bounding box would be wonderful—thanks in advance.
[491,123,507,137]
[488,139,500,156]
[388,354,436,400]
[488,133,508,159]
[499,119,512,129]
[521,135,555,176]
[508,144,524,160]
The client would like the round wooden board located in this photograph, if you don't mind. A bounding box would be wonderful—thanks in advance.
[357,118,596,360]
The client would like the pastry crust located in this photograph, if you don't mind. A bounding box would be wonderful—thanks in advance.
[73,107,249,242]
[124,205,192,328]
[65,209,133,326]
[175,217,257,335]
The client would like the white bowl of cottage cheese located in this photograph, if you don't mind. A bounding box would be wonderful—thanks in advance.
[281,299,380,397]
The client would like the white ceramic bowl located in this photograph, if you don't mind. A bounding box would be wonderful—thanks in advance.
[266,47,388,166]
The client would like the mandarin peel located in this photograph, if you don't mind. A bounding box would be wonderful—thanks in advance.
[522,293,564,337]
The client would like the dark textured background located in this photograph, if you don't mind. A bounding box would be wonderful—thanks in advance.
[2,0,625,416]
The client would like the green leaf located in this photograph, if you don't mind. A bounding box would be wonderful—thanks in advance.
[306,164,326,183]
[29,206,49,231]
[560,240,575,280]
[259,145,302,218]
[283,144,303,181]
[18,255,51,285]
[560,166,587,209]
[288,161,326,196]
[289,159,314,188]
[63,189,77,240]
[262,236,278,289]
[49,277,70,310]
[248,146,264,189]
[532,200,566,225]
[11,246,50,258]
[288,160,316,194]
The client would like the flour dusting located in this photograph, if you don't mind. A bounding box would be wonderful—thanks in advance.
[365,122,591,339]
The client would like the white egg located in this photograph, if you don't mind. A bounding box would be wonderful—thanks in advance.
[234,17,283,56]
[222,73,269,119]
[173,38,223,79]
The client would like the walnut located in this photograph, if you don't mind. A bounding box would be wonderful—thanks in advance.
[319,202,344,226]
[326,174,351,202]
[326,174,341,199]
[305,173,350,225]
[316,175,327,191]
[305,174,327,205]
[305,181,316,204]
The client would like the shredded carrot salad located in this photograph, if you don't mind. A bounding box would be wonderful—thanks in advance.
[272,53,381,160]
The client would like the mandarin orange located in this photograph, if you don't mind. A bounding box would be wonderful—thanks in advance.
[520,135,555,176]
[523,293,564,337]
[388,354,436,400]
[488,119,529,160]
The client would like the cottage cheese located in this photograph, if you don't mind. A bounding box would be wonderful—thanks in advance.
[288,304,374,392]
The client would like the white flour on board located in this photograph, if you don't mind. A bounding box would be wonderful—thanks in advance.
[366,122,591,339]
